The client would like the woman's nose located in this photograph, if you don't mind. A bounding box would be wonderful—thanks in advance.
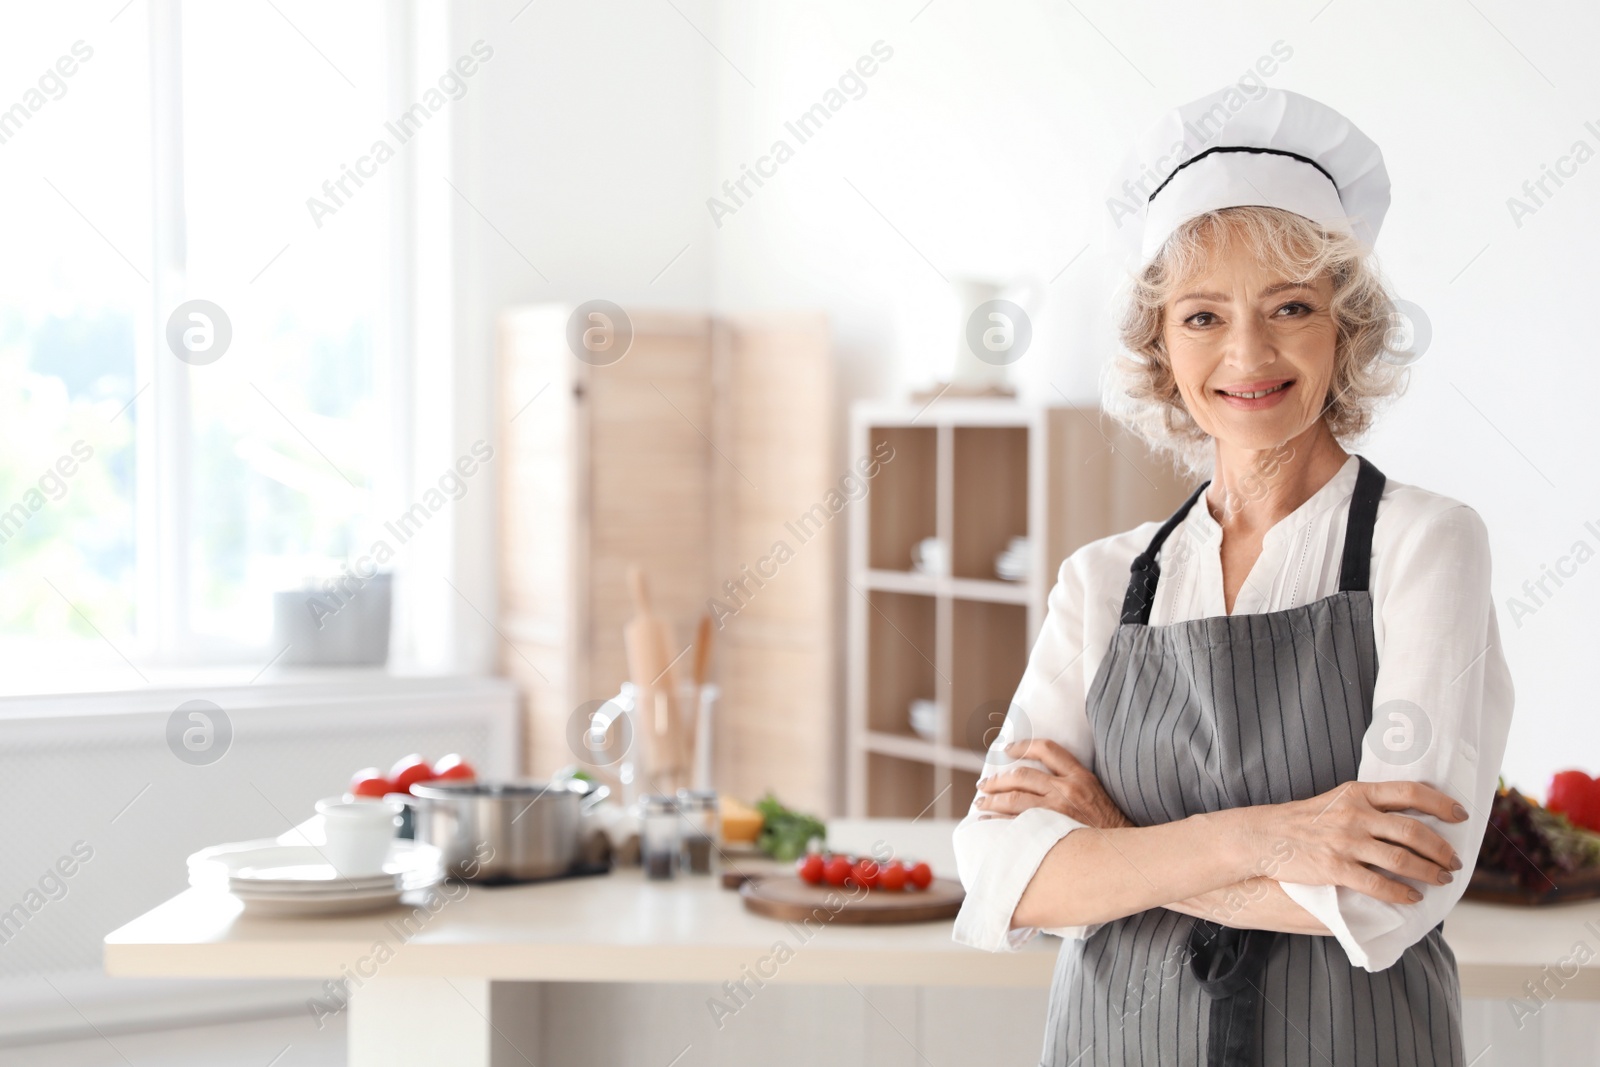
[1224,313,1278,371]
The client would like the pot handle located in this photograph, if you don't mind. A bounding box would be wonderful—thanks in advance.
[579,782,611,813]
[385,791,422,842]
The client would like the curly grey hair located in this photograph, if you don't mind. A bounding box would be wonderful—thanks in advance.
[1104,205,1408,476]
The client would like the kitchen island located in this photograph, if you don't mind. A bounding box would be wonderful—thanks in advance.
[104,819,1600,1066]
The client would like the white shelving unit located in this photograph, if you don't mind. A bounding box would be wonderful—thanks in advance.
[845,400,1189,819]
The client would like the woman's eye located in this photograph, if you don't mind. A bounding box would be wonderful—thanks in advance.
[1184,311,1217,327]
[1276,301,1313,317]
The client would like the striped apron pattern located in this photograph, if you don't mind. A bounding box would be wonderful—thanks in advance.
[1041,457,1463,1067]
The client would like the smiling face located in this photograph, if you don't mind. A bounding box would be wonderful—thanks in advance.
[1161,224,1339,453]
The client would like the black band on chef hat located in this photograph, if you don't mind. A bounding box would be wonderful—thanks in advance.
[1147,145,1339,205]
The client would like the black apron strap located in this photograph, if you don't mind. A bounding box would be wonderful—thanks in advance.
[1337,456,1387,593]
[1119,455,1388,624]
[1187,920,1279,1067]
[1119,480,1210,625]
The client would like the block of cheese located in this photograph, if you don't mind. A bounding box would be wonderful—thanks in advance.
[720,795,763,843]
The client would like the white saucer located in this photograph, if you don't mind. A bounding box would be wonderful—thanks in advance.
[188,839,444,916]
[231,887,409,918]
[231,858,398,892]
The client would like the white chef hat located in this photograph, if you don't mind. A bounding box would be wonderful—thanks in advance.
[1107,86,1390,272]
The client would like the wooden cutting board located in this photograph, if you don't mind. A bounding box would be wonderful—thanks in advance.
[1465,866,1600,906]
[739,876,964,924]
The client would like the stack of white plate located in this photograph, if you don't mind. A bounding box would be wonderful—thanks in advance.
[994,536,1030,582]
[187,839,445,917]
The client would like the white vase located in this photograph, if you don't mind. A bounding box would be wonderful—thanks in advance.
[948,276,1043,389]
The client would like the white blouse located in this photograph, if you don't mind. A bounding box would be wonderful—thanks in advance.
[951,455,1514,973]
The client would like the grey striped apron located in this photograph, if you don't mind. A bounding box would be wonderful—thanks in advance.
[1042,457,1462,1067]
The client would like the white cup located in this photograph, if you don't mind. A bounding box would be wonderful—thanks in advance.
[316,796,402,877]
[911,537,947,576]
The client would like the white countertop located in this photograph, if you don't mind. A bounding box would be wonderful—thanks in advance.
[103,817,1600,998]
[105,865,1059,987]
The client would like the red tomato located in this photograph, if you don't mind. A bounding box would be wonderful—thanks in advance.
[1548,771,1600,831]
[431,753,477,781]
[796,853,825,885]
[851,858,881,890]
[878,861,907,891]
[349,768,394,799]
[389,754,436,795]
[907,861,933,890]
[823,854,852,887]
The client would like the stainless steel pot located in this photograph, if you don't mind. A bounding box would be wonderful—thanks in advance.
[406,778,609,881]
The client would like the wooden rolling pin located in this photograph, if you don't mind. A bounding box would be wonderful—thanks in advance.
[688,612,714,790]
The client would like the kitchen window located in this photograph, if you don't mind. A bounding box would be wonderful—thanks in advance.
[0,1,438,686]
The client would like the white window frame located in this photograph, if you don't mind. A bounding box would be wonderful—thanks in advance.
[127,0,449,671]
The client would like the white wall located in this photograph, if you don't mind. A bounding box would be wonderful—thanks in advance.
[441,0,720,673]
[452,0,1600,798]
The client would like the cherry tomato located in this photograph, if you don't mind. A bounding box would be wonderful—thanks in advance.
[389,754,436,795]
[823,854,852,887]
[850,857,881,890]
[908,861,933,890]
[878,861,908,891]
[431,753,477,781]
[797,853,825,885]
[349,768,394,799]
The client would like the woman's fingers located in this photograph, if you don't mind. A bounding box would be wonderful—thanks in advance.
[1334,860,1425,905]
[1350,836,1452,887]
[1004,738,1082,777]
[978,766,1058,798]
[975,789,1056,817]
[976,752,1132,827]
[1255,781,1470,902]
[1360,781,1470,823]
[1368,812,1461,872]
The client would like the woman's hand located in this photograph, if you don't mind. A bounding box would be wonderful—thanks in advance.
[974,739,1132,830]
[1233,780,1469,904]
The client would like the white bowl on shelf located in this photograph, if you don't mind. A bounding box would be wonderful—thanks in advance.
[994,535,1031,582]
[908,698,939,741]
[911,537,948,577]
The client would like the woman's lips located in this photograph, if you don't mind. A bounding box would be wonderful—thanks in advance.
[1215,379,1294,410]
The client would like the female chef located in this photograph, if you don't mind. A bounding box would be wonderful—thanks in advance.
[951,86,1513,1067]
